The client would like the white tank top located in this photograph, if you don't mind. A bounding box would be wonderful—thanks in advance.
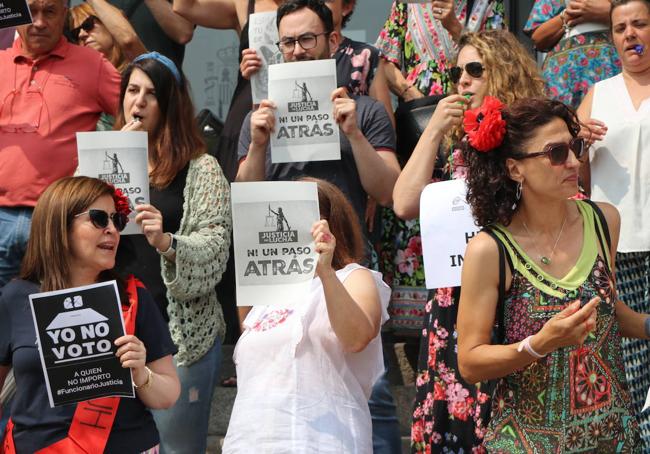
[591,74,650,252]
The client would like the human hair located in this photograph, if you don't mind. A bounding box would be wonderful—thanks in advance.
[113,57,205,189]
[611,0,650,20]
[67,4,127,71]
[463,98,581,227]
[20,177,126,294]
[302,177,364,270]
[341,0,355,28]
[277,0,335,34]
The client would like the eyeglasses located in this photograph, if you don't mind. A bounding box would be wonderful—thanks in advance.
[276,32,329,54]
[448,62,485,84]
[75,209,129,232]
[71,15,98,42]
[512,138,587,166]
[0,89,44,133]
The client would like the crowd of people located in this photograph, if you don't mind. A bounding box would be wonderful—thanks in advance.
[0,0,650,453]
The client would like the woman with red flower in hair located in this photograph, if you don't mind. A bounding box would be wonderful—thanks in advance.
[457,97,643,451]
[391,30,545,453]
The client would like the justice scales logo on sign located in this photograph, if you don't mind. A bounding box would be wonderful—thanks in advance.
[29,281,134,407]
[232,181,319,306]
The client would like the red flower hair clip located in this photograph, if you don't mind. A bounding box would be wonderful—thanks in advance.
[462,96,506,153]
[111,187,132,217]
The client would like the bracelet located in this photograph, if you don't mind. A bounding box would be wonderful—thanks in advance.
[156,232,175,258]
[517,335,546,359]
[644,316,650,338]
[134,366,153,390]
[400,83,412,98]
[560,10,570,35]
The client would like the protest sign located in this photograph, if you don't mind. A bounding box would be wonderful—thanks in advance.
[0,0,32,30]
[268,59,340,163]
[29,281,134,407]
[77,131,149,235]
[248,11,282,104]
[420,179,480,289]
[232,181,319,307]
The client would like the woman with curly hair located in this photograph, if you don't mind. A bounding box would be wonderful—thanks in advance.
[391,30,545,453]
[457,97,644,451]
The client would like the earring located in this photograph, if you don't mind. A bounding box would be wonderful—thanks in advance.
[512,181,522,210]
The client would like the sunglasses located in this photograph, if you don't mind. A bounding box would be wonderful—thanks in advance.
[448,62,485,84]
[512,138,587,166]
[71,15,98,41]
[75,209,129,232]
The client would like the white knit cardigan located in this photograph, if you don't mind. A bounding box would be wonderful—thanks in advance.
[160,153,232,366]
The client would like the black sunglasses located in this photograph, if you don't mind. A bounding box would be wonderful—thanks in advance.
[512,137,587,166]
[448,62,485,84]
[75,209,129,232]
[71,15,98,41]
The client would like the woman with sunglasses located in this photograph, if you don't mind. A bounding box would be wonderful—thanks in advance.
[457,96,644,451]
[68,0,146,130]
[576,0,650,447]
[0,176,180,453]
[113,52,232,454]
[390,30,545,453]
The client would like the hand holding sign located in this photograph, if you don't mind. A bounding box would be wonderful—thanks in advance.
[241,48,263,80]
[331,88,359,138]
[251,100,277,149]
[134,204,170,252]
[312,220,336,275]
[114,335,147,380]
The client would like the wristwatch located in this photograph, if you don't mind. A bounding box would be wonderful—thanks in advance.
[156,233,177,258]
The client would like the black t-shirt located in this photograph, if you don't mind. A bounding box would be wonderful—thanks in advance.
[116,165,188,319]
[335,37,380,96]
[0,279,177,454]
[108,0,186,66]
[237,95,396,223]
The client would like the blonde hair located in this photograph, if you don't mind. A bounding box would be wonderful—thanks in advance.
[68,4,127,71]
[448,30,546,144]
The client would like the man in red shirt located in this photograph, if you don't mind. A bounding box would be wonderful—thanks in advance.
[0,0,121,286]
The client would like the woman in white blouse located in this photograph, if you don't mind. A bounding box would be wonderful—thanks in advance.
[222,178,390,453]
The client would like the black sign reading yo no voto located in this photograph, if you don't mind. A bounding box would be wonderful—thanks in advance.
[0,0,32,30]
[29,281,134,408]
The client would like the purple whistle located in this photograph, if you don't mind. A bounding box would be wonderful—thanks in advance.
[635,44,645,55]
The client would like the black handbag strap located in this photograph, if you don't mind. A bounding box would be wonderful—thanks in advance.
[581,199,613,272]
[482,228,511,344]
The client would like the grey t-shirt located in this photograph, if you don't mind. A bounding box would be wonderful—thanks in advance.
[238,95,395,223]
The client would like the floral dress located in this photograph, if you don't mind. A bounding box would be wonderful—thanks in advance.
[524,0,621,109]
[484,201,640,452]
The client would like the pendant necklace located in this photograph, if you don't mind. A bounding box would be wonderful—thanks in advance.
[522,214,568,266]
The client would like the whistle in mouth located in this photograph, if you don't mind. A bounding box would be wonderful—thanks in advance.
[635,44,645,55]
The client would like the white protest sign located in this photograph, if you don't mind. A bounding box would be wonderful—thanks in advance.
[76,131,149,235]
[248,11,282,104]
[0,0,32,30]
[420,179,480,289]
[29,281,134,407]
[269,59,340,163]
[232,181,319,307]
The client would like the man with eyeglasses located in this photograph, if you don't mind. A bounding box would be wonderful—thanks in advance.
[0,0,121,287]
[236,1,402,452]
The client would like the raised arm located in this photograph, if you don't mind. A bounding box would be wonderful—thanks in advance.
[313,220,382,352]
[457,232,599,383]
[172,0,241,31]
[369,59,395,128]
[87,0,147,60]
[331,88,400,207]
[145,0,194,45]
[235,100,275,182]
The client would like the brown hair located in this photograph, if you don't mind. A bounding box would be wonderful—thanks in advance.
[611,0,650,20]
[302,177,364,270]
[463,98,581,227]
[113,58,205,189]
[68,4,128,71]
[20,177,124,292]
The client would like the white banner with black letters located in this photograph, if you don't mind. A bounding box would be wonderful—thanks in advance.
[268,59,340,163]
[29,281,134,408]
[77,131,149,235]
[248,11,282,104]
[232,181,319,307]
[420,179,480,289]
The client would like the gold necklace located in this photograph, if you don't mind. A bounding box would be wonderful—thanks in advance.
[522,214,568,266]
